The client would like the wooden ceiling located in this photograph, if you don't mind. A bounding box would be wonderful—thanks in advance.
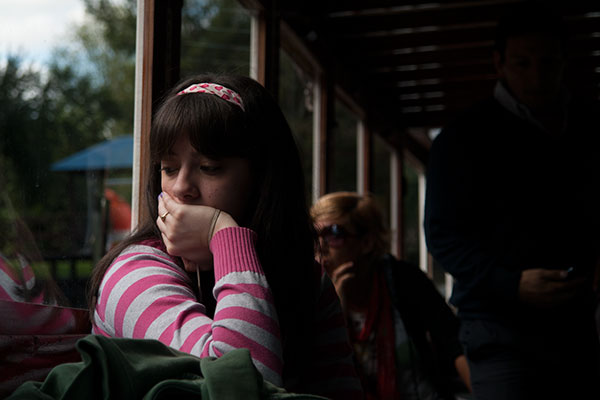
[278,0,600,139]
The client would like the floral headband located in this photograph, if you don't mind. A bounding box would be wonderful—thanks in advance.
[176,83,245,111]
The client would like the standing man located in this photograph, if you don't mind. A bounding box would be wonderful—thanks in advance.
[424,3,600,399]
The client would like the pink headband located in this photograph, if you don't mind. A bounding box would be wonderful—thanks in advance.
[176,83,245,111]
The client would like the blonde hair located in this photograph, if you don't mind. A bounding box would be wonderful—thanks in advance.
[311,192,389,258]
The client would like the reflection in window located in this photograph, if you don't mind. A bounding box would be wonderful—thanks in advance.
[0,188,66,306]
[330,101,358,192]
[279,50,314,202]
[0,1,136,308]
[181,0,251,77]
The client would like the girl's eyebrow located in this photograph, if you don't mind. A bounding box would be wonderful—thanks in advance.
[160,150,206,160]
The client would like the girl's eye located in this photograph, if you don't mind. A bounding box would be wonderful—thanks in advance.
[200,165,222,174]
[160,166,177,175]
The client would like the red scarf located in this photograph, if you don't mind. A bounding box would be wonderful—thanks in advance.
[355,268,398,399]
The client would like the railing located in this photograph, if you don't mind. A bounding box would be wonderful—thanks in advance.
[44,255,93,309]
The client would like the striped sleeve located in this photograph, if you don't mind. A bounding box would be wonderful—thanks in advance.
[92,227,283,386]
[304,268,364,399]
[0,254,44,304]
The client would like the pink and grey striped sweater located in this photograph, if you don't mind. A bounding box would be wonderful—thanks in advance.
[92,226,362,398]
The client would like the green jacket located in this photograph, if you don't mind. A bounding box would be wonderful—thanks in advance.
[8,335,326,400]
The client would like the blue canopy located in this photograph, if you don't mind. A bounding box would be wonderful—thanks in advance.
[51,135,133,171]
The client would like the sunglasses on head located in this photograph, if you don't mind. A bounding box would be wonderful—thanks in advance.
[318,224,355,244]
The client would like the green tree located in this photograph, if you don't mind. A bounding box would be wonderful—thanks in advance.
[181,0,251,76]
[1,0,256,257]
[0,0,137,256]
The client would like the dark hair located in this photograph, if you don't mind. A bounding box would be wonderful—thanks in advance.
[88,73,317,382]
[494,1,567,60]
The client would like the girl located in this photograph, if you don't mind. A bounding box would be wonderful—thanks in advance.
[87,74,361,399]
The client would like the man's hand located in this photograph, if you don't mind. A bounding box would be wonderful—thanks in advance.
[518,268,586,308]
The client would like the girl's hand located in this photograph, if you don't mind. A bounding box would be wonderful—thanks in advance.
[157,192,238,270]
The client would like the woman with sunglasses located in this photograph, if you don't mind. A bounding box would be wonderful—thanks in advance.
[311,192,471,400]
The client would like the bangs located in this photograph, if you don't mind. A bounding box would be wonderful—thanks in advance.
[151,93,253,163]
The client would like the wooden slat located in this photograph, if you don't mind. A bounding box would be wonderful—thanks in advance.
[341,42,495,68]
[320,2,515,35]
[324,0,519,15]
[260,0,281,97]
[132,0,155,228]
[334,24,497,52]
[366,62,496,84]
[357,122,372,194]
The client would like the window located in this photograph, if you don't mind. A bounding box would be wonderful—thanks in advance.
[372,134,392,251]
[403,160,420,269]
[0,0,136,308]
[330,101,359,192]
[180,0,251,77]
[278,50,314,201]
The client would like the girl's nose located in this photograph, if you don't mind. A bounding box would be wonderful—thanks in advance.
[171,168,199,202]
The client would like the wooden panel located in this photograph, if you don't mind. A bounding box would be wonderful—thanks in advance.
[322,3,516,34]
[257,0,281,97]
[0,334,87,397]
[341,43,495,68]
[275,0,600,151]
[325,0,499,15]
[132,0,156,227]
[334,24,497,52]
[0,301,91,398]
[366,62,497,84]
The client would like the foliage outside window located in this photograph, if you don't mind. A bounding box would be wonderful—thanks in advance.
[180,0,251,77]
[330,101,358,193]
[0,0,137,308]
[278,50,314,202]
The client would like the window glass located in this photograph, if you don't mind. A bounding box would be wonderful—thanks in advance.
[330,101,358,192]
[372,134,392,251]
[0,0,136,308]
[180,0,251,77]
[403,160,420,268]
[431,258,449,298]
[278,50,314,201]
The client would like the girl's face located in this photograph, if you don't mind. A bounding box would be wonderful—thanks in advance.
[160,136,254,222]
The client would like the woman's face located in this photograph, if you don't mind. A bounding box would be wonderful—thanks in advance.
[159,136,254,222]
[314,217,365,275]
